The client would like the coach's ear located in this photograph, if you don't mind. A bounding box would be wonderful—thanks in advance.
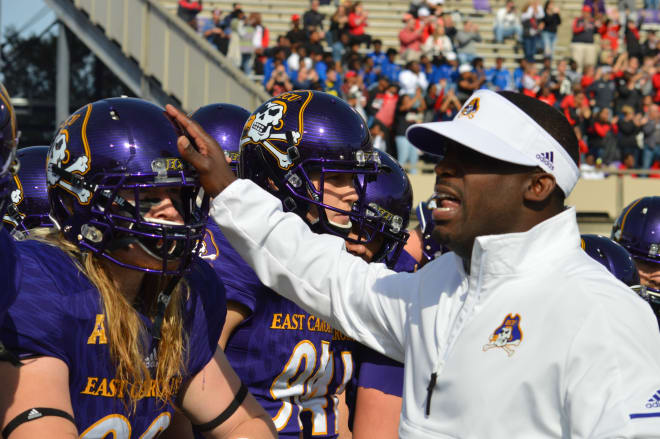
[523,170,557,205]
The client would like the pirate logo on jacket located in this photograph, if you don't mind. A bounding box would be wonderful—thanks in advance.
[458,97,480,119]
[482,313,523,357]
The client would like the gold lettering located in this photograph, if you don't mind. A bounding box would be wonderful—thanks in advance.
[307,315,315,331]
[94,378,109,397]
[282,313,292,330]
[271,313,283,329]
[81,377,98,395]
[278,92,303,102]
[87,314,108,344]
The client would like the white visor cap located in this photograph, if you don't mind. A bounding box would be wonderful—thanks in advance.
[406,89,580,196]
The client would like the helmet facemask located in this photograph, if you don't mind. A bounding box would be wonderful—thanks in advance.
[51,164,209,276]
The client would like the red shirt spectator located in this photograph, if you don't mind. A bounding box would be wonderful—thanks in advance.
[374,87,399,127]
[399,14,424,53]
[348,3,368,36]
[598,21,621,52]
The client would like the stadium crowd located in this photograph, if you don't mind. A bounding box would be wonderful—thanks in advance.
[178,0,660,176]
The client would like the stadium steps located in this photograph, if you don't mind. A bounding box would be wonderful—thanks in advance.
[45,0,269,112]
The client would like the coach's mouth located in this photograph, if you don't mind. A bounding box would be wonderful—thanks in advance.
[431,188,461,221]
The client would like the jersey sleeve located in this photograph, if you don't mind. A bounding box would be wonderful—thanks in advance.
[183,259,228,377]
[202,221,265,313]
[0,241,73,367]
[565,295,660,437]
[356,346,404,397]
[210,179,413,363]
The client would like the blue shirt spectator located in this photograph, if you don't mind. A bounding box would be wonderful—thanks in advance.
[368,40,388,70]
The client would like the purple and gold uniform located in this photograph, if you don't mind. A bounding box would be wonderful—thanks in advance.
[0,240,226,437]
[0,228,17,321]
[201,220,353,437]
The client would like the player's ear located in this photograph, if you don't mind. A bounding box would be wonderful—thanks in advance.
[522,170,556,204]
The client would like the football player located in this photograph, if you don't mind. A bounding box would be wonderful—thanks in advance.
[2,146,53,240]
[0,82,20,364]
[193,91,380,438]
[0,98,276,438]
[340,150,411,439]
[612,196,660,321]
[580,234,641,289]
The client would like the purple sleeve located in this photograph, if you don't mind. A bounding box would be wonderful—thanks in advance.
[0,240,78,366]
[201,220,264,313]
[184,259,227,377]
[356,347,404,397]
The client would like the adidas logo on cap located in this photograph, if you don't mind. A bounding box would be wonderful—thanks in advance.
[645,389,660,408]
[536,151,555,170]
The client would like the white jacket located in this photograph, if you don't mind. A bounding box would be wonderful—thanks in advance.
[211,178,660,438]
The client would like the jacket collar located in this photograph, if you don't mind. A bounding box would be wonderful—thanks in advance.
[468,207,581,278]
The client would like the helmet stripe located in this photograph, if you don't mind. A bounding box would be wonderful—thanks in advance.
[620,198,643,235]
[80,103,93,169]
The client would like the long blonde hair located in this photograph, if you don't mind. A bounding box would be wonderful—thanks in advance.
[31,228,188,411]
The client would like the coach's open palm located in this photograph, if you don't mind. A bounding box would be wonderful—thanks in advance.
[165,104,237,197]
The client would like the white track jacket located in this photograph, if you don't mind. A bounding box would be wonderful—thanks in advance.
[211,179,660,438]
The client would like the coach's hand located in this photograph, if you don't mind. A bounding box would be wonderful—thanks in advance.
[165,104,237,197]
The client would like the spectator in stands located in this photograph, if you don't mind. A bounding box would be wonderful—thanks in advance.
[587,107,619,162]
[383,48,402,83]
[251,13,268,75]
[548,58,573,100]
[493,0,522,44]
[348,2,372,47]
[310,48,327,83]
[266,63,293,95]
[616,70,644,115]
[642,30,659,59]
[286,14,308,45]
[177,0,203,30]
[394,87,426,173]
[598,8,621,54]
[288,43,312,78]
[263,48,290,86]
[571,5,597,72]
[324,68,342,96]
[306,30,324,56]
[346,85,368,120]
[486,56,514,90]
[580,152,606,179]
[617,105,646,163]
[373,81,399,138]
[422,23,456,59]
[456,63,484,101]
[513,58,528,90]
[399,13,424,62]
[221,3,243,30]
[202,8,230,55]
[399,61,429,96]
[642,104,660,169]
[370,122,387,151]
[455,20,482,64]
[521,61,542,96]
[438,88,464,120]
[521,0,545,62]
[566,58,582,84]
[587,66,616,112]
[366,76,389,124]
[304,0,325,36]
[328,4,349,46]
[368,40,388,72]
[624,17,643,61]
[542,0,561,58]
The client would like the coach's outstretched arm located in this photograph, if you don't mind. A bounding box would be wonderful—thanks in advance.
[166,105,410,361]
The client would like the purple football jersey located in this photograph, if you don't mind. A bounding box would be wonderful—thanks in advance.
[0,228,17,322]
[201,220,354,437]
[0,239,226,438]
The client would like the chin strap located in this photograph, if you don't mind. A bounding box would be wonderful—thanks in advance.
[151,276,180,341]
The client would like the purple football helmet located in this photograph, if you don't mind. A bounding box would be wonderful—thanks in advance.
[47,97,208,275]
[239,90,380,239]
[416,194,447,264]
[0,82,19,221]
[190,103,250,175]
[3,146,53,239]
[353,150,412,267]
[612,196,660,312]
[580,234,641,289]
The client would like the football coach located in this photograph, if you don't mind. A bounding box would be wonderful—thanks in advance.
[168,90,660,438]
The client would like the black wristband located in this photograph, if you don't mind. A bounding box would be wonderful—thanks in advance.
[192,382,248,433]
[2,407,75,438]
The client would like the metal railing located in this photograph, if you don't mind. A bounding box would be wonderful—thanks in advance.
[46,0,270,111]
